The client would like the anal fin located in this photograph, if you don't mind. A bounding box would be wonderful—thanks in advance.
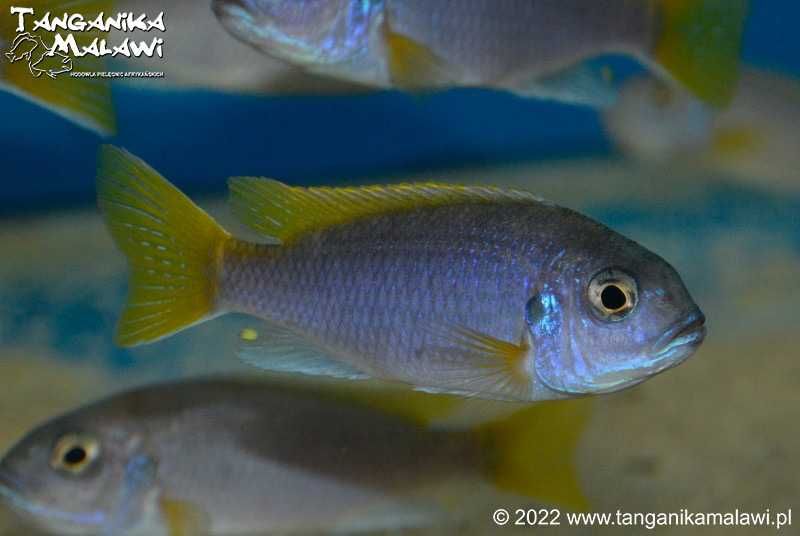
[512,62,618,108]
[237,322,369,381]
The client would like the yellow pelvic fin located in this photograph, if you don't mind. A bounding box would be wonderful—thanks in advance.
[655,0,748,107]
[159,497,210,536]
[382,19,452,90]
[97,146,231,347]
[0,0,116,135]
[228,178,540,244]
[477,399,592,512]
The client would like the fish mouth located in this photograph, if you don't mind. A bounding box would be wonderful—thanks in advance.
[0,467,32,516]
[650,310,707,368]
[557,310,707,395]
[0,467,107,529]
[0,466,24,496]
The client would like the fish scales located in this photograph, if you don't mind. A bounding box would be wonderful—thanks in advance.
[220,202,597,381]
[387,0,656,82]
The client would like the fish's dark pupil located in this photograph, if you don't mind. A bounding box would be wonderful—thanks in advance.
[601,285,627,311]
[64,446,87,466]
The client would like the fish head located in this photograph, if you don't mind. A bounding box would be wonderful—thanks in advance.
[0,405,156,534]
[528,230,705,395]
[603,76,715,161]
[213,0,386,83]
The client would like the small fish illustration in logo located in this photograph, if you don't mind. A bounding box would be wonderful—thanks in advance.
[4,32,40,63]
[29,45,73,79]
[4,32,74,79]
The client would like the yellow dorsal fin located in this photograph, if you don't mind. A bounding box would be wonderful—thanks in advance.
[477,399,593,511]
[227,179,542,244]
[382,18,452,90]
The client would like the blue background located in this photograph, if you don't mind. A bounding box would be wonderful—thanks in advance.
[1,2,798,214]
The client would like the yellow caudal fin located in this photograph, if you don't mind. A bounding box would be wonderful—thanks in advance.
[477,399,592,512]
[655,0,748,107]
[0,1,116,135]
[97,146,230,347]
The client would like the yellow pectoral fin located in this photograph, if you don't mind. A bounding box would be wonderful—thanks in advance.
[228,178,540,244]
[159,497,210,536]
[418,324,533,401]
[382,19,452,90]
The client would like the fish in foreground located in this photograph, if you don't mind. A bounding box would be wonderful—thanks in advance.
[603,68,800,193]
[0,0,116,136]
[97,146,706,401]
[0,378,591,535]
[212,0,748,107]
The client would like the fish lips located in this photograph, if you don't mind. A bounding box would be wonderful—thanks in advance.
[651,309,707,365]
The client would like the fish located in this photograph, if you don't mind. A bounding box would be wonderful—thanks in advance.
[0,377,592,535]
[110,0,363,95]
[0,0,116,136]
[97,145,706,402]
[603,68,800,192]
[212,0,749,107]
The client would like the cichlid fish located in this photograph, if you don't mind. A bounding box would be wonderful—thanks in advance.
[97,146,706,402]
[212,0,748,107]
[0,378,591,535]
[603,68,800,192]
[0,0,116,136]
[111,0,363,95]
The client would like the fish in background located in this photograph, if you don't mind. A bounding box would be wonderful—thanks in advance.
[112,0,363,95]
[603,68,800,193]
[0,0,116,136]
[96,146,706,402]
[0,378,591,535]
[213,0,748,107]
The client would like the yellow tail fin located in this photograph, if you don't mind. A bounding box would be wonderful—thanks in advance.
[97,146,230,347]
[477,399,592,511]
[0,0,116,135]
[655,0,748,107]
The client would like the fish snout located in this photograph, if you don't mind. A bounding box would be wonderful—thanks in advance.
[212,0,254,26]
[0,465,27,502]
[652,308,707,362]
[213,0,275,23]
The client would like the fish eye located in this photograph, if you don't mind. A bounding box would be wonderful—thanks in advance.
[50,434,100,476]
[588,269,638,321]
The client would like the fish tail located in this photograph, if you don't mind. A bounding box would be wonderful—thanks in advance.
[97,146,231,347]
[654,0,748,107]
[0,0,116,135]
[477,399,592,511]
